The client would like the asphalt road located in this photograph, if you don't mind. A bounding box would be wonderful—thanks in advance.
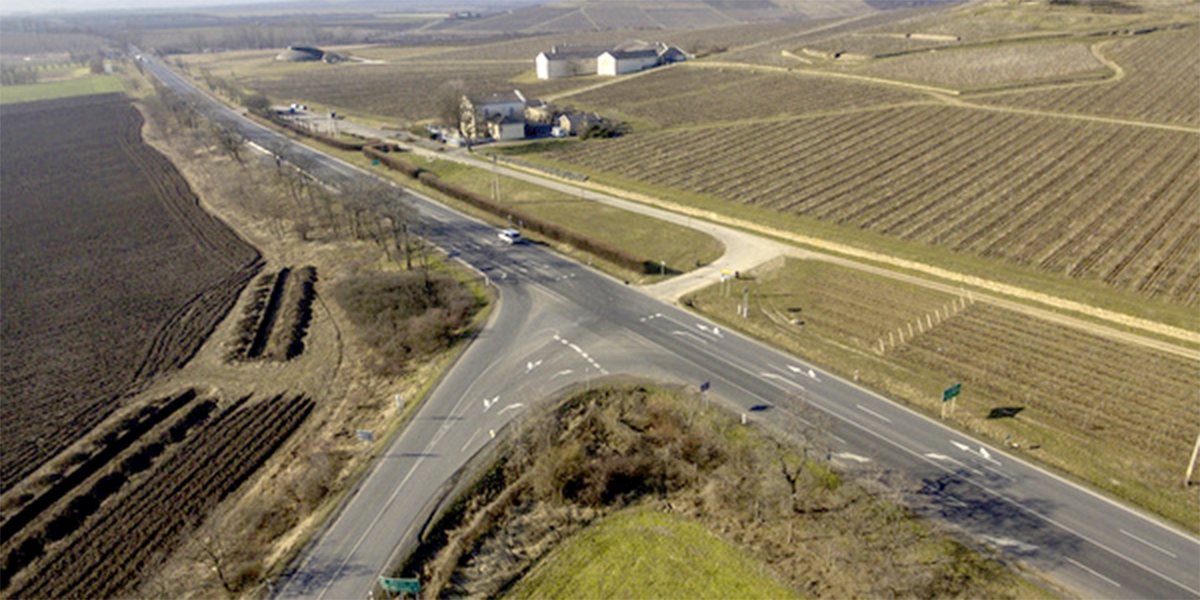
[137,51,1200,600]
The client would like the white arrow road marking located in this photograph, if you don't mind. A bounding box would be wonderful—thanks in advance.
[787,365,802,373]
[498,403,525,415]
[979,447,991,460]
[761,373,806,391]
[526,359,543,372]
[551,369,573,380]
[483,396,499,411]
[951,440,972,452]
[925,453,952,461]
[833,452,871,463]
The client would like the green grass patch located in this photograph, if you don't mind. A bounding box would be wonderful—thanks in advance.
[506,508,797,600]
[0,75,124,105]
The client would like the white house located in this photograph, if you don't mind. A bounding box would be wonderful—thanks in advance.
[461,90,526,139]
[597,49,661,76]
[535,47,605,79]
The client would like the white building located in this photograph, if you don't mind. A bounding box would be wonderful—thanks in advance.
[597,49,661,76]
[535,47,605,79]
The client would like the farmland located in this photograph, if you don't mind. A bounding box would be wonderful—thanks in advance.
[2,392,313,598]
[978,27,1200,127]
[560,65,924,128]
[689,258,1200,528]
[0,93,261,492]
[852,41,1107,90]
[544,104,1199,307]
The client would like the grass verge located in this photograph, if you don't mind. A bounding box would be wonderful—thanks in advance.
[506,508,797,600]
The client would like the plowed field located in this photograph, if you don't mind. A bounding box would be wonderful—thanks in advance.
[0,93,262,492]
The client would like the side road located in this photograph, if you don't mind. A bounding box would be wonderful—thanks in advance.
[287,111,1199,361]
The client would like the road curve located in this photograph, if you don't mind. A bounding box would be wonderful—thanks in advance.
[136,50,1200,600]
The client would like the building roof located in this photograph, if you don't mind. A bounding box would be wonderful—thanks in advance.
[601,49,660,60]
[467,90,526,106]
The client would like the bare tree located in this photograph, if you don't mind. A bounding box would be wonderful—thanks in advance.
[212,126,246,163]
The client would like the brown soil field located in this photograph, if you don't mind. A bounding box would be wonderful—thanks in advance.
[545,104,1199,307]
[2,392,313,599]
[0,93,262,493]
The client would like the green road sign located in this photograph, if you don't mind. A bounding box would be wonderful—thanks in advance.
[942,383,962,402]
[379,576,421,594]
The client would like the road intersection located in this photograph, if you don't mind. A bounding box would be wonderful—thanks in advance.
[138,51,1200,600]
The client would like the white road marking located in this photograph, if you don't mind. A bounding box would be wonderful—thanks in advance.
[1065,557,1122,588]
[925,453,952,461]
[951,440,972,452]
[979,447,991,460]
[671,330,709,345]
[551,369,573,380]
[833,452,871,463]
[460,428,482,452]
[498,403,525,415]
[526,359,543,372]
[483,396,499,411]
[856,404,892,423]
[1120,529,1178,558]
[761,373,805,391]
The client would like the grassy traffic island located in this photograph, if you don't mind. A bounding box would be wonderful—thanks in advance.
[387,382,1053,599]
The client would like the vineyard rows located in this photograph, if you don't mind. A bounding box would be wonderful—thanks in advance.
[854,42,1104,90]
[550,105,1199,305]
[979,29,1200,127]
[898,304,1198,461]
[568,66,921,128]
[10,394,314,599]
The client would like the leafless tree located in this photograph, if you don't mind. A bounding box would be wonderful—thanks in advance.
[212,125,246,163]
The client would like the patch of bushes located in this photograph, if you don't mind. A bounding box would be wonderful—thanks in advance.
[332,271,482,375]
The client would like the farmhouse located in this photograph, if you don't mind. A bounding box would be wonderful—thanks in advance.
[536,46,606,79]
[535,41,688,79]
[597,48,660,76]
[461,90,527,140]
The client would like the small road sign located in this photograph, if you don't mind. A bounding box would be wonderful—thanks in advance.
[943,383,962,402]
[379,576,420,594]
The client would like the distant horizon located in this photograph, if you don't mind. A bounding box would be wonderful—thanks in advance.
[0,0,537,17]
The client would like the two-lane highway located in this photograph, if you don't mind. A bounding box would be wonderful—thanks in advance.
[137,51,1199,599]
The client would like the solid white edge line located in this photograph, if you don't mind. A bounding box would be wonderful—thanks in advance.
[1121,529,1180,558]
[1066,557,1122,588]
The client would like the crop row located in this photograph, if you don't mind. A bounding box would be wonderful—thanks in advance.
[569,66,921,128]
[979,28,1200,127]
[898,304,1198,460]
[10,394,314,599]
[549,105,1199,305]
